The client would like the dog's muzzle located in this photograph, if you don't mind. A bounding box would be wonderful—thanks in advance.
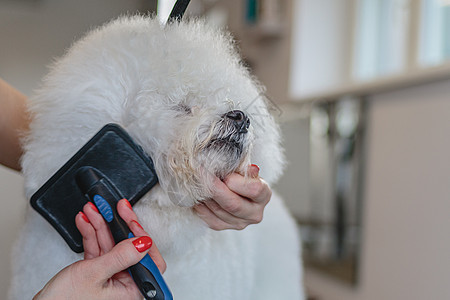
[206,110,250,153]
[224,110,250,134]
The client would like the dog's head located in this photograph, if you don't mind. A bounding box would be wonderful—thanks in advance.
[23,16,285,207]
[126,93,255,206]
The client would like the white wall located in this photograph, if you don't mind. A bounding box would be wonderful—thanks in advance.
[305,79,450,300]
[0,0,151,94]
[0,1,149,298]
[289,0,353,98]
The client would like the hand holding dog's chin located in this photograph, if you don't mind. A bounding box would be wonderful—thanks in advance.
[194,164,272,231]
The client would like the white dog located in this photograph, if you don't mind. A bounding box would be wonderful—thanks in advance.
[9,16,303,299]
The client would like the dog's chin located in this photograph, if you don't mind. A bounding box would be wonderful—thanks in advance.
[203,137,249,177]
[165,140,251,207]
[208,138,243,152]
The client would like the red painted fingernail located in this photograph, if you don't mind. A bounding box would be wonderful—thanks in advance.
[122,199,132,210]
[78,211,90,223]
[133,236,153,252]
[249,164,260,178]
[88,202,99,213]
[251,164,260,172]
[132,220,144,230]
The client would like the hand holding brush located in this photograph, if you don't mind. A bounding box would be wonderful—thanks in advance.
[34,199,166,300]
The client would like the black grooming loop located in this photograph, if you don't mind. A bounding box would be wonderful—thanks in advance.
[167,0,191,23]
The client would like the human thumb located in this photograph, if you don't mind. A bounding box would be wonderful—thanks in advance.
[95,236,153,280]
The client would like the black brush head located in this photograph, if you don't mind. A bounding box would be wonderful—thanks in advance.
[30,124,158,253]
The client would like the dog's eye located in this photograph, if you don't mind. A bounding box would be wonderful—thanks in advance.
[174,104,192,114]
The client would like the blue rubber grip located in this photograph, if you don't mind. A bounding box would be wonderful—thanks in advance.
[128,233,173,300]
[93,195,113,222]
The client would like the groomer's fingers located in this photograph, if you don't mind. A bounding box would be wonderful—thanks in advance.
[194,202,240,230]
[75,211,100,260]
[223,165,271,206]
[116,199,167,273]
[203,199,252,230]
[116,199,140,228]
[83,202,115,254]
[92,236,153,281]
[211,177,264,224]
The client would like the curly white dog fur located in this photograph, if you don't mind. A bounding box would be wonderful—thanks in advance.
[9,16,304,299]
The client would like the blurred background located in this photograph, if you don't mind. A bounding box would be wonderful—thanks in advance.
[1,0,449,299]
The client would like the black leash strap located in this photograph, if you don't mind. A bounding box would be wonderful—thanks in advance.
[168,0,191,22]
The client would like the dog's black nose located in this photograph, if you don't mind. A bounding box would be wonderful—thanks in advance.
[225,110,250,133]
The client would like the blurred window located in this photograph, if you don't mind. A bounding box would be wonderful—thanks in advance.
[419,0,450,66]
[289,0,450,98]
[353,0,410,80]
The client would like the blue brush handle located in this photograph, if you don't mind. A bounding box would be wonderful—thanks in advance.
[128,233,173,300]
[76,167,173,300]
[93,194,173,300]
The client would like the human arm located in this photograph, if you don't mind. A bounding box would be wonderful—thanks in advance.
[0,78,29,171]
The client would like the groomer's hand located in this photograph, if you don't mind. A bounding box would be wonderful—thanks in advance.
[194,164,272,230]
[33,199,166,300]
